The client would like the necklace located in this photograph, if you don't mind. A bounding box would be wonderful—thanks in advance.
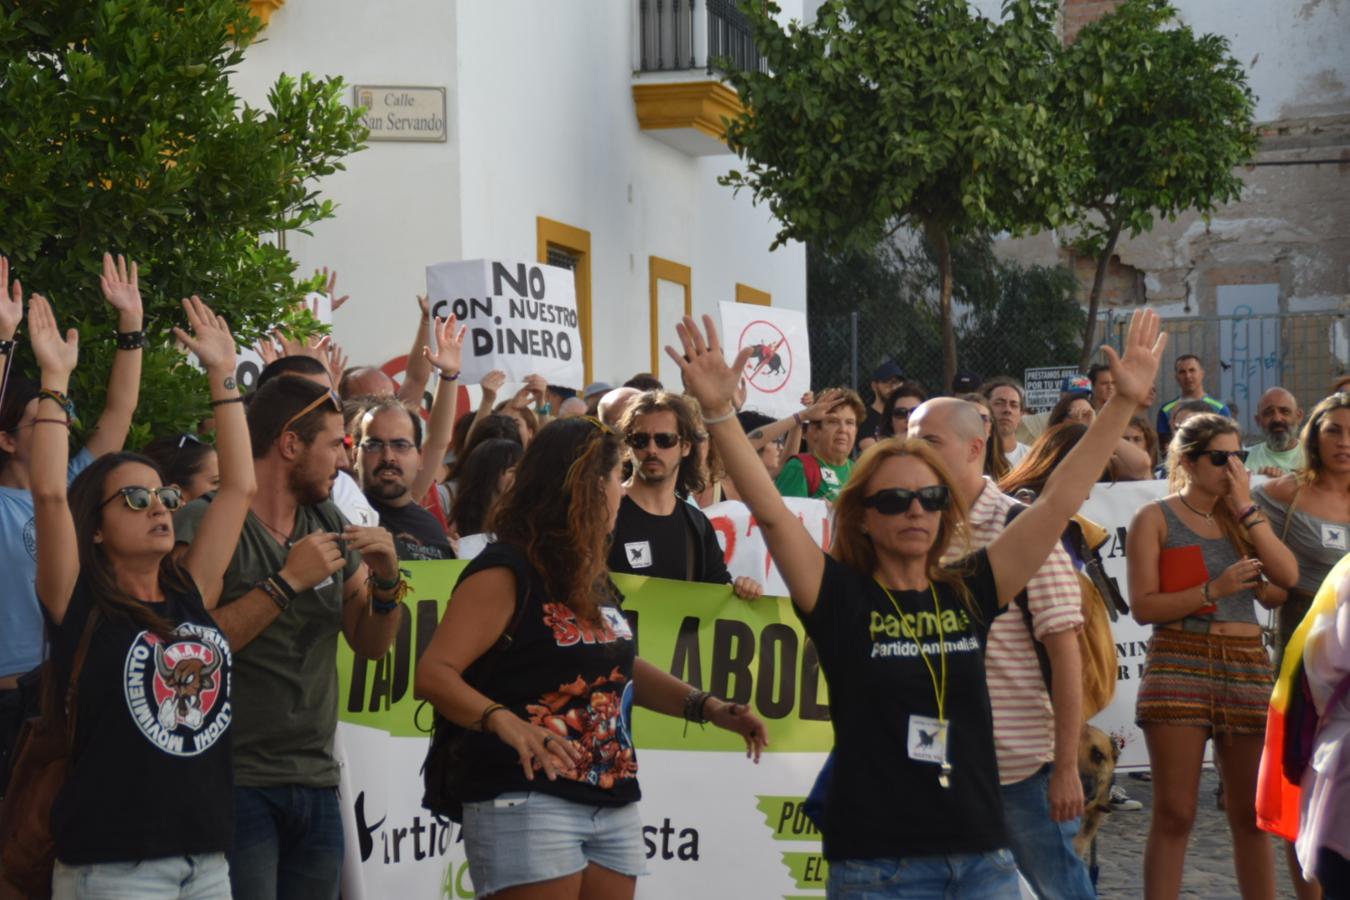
[253,510,294,547]
[1177,492,1215,522]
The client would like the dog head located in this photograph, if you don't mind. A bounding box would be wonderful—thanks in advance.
[1079,724,1118,813]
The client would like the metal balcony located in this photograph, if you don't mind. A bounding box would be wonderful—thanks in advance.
[637,0,767,76]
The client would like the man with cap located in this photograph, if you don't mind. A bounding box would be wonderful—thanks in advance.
[951,370,983,395]
[857,359,904,453]
[582,381,613,416]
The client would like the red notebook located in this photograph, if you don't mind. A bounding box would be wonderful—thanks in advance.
[1160,545,1216,615]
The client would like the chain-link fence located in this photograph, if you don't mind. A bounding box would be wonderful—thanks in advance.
[814,308,1348,436]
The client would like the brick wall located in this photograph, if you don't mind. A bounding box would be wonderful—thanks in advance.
[1062,0,1124,44]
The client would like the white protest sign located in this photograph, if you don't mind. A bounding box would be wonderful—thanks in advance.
[1023,365,1081,413]
[703,497,832,596]
[426,259,583,388]
[718,302,811,418]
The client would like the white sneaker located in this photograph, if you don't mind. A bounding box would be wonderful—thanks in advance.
[1109,784,1143,811]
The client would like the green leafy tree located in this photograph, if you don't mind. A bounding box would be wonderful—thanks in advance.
[722,0,1073,388]
[0,0,365,442]
[1056,0,1257,368]
[809,234,1082,393]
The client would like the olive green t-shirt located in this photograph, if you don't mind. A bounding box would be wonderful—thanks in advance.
[174,498,362,788]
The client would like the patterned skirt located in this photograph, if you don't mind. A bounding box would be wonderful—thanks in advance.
[1135,628,1272,735]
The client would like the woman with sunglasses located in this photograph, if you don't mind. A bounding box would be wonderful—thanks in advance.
[29,294,254,898]
[416,416,767,899]
[1127,412,1298,899]
[667,310,1165,898]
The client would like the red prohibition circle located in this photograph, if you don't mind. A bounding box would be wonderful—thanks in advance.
[737,320,794,394]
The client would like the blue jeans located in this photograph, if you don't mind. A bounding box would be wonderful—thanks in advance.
[52,853,230,899]
[1000,765,1095,899]
[229,785,344,900]
[827,850,1020,898]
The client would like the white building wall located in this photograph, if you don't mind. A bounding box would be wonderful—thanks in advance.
[231,0,805,388]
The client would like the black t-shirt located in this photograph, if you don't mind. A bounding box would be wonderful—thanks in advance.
[858,407,885,448]
[798,550,1007,861]
[49,575,234,864]
[368,496,454,561]
[456,542,640,807]
[608,496,692,581]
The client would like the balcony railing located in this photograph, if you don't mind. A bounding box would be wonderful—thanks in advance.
[638,0,767,75]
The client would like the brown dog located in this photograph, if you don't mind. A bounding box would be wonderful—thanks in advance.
[1075,724,1119,856]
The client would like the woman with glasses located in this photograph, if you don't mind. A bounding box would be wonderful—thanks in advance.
[1126,412,1298,899]
[666,310,1164,898]
[28,295,254,898]
[415,416,767,899]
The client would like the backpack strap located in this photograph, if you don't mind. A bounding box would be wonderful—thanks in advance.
[64,607,102,747]
[796,454,823,497]
[1004,502,1053,693]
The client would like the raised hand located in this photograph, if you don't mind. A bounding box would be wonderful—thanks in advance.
[524,373,547,402]
[27,295,79,376]
[326,340,349,388]
[255,337,281,366]
[665,315,751,417]
[422,314,466,376]
[803,387,847,421]
[172,296,237,375]
[1101,309,1166,408]
[273,325,330,361]
[317,266,350,312]
[0,257,22,340]
[481,369,507,398]
[99,253,143,325]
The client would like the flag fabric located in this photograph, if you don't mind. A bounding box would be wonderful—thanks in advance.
[1255,553,1350,840]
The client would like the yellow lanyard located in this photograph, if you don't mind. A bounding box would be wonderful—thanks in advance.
[878,580,948,723]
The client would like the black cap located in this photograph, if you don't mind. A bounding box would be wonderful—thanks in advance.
[872,360,904,382]
[951,371,982,393]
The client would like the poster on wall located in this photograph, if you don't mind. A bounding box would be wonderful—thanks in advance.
[426,259,584,388]
[718,302,811,418]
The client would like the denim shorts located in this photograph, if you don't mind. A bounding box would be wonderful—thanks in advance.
[461,792,647,896]
[827,850,1020,899]
[52,853,231,900]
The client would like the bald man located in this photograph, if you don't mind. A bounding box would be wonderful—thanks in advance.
[908,399,1094,899]
[1246,387,1304,476]
[339,365,397,400]
[598,386,641,429]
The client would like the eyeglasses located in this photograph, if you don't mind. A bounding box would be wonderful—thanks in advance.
[862,485,951,515]
[281,389,343,436]
[100,485,184,512]
[1190,449,1249,466]
[626,432,681,450]
[360,438,417,455]
[891,406,917,420]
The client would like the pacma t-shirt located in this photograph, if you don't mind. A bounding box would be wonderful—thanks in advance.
[798,550,1007,861]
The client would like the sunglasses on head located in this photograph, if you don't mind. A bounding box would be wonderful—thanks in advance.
[862,485,951,515]
[1190,449,1249,466]
[626,432,681,450]
[281,389,343,435]
[101,485,184,512]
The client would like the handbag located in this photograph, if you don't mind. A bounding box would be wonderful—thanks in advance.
[0,610,100,899]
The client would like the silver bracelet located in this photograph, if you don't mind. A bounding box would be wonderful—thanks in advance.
[702,406,738,425]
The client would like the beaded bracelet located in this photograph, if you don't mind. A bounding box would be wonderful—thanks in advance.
[438,370,460,382]
[37,388,74,421]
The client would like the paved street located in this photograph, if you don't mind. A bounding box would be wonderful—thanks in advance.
[1089,769,1297,898]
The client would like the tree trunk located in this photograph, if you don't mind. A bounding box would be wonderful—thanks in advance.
[926,222,958,391]
[1078,223,1123,371]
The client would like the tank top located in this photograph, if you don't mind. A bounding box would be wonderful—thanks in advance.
[1157,500,1258,626]
[1254,485,1350,595]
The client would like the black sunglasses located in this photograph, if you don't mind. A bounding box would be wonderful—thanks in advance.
[100,485,184,512]
[891,406,917,420]
[1190,449,1249,466]
[626,432,681,450]
[862,485,951,515]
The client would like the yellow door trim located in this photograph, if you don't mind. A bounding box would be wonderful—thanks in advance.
[735,282,771,307]
[649,257,692,374]
[536,217,593,386]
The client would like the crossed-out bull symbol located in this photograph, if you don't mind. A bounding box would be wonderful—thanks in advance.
[155,644,221,731]
[746,341,785,376]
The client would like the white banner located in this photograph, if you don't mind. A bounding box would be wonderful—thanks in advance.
[426,259,583,388]
[718,302,811,418]
[703,497,832,596]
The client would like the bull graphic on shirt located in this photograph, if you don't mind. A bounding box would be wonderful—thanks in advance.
[154,643,222,732]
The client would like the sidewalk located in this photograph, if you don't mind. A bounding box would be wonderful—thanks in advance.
[1088,769,1297,898]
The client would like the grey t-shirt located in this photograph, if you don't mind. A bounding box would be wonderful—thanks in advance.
[1255,485,1350,595]
[174,498,362,788]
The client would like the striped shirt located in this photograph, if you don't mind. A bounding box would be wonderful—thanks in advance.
[942,478,1083,784]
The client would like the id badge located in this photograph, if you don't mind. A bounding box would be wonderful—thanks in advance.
[907,715,949,766]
